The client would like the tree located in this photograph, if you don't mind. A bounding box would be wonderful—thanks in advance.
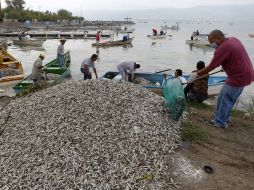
[57,9,72,19]
[5,0,25,9]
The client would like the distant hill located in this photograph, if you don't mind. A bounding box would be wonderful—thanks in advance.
[83,4,254,21]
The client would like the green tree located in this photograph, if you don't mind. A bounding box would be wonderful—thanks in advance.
[5,0,25,9]
[57,9,72,19]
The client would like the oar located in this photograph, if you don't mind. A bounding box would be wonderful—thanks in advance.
[196,69,223,80]
[184,69,223,85]
[155,68,172,74]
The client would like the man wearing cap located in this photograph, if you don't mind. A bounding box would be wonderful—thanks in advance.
[31,54,46,83]
[80,54,98,80]
[117,61,140,82]
[57,38,66,67]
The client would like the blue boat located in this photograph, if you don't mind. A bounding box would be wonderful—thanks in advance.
[101,71,166,95]
[101,71,227,96]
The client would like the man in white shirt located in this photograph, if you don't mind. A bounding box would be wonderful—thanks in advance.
[117,61,140,81]
[80,54,98,80]
[175,69,187,84]
[31,53,45,83]
[57,38,66,67]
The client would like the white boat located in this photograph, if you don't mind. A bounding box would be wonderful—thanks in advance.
[13,39,44,47]
[147,34,167,39]
[118,28,135,34]
[186,38,210,47]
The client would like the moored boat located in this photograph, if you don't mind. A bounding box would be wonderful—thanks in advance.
[147,34,167,39]
[249,34,254,38]
[118,28,135,34]
[92,37,134,47]
[0,49,24,87]
[186,39,210,46]
[100,71,226,96]
[13,39,44,47]
[13,51,71,95]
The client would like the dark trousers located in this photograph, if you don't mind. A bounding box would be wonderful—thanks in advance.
[80,68,92,80]
[184,83,193,99]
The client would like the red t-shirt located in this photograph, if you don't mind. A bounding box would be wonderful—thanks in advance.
[96,34,100,41]
[208,37,254,87]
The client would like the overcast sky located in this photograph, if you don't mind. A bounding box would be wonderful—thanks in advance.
[2,0,254,13]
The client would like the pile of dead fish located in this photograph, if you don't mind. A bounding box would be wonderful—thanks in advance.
[133,77,158,86]
[0,80,182,189]
[0,68,22,77]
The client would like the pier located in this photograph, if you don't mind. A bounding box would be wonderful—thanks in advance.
[0,32,111,39]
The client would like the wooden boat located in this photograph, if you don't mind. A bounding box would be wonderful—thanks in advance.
[92,37,134,47]
[186,39,211,47]
[249,34,254,38]
[100,71,227,96]
[0,49,24,87]
[147,34,167,39]
[118,29,135,34]
[13,39,44,47]
[13,51,71,95]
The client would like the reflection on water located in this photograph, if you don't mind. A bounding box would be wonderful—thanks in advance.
[10,45,45,52]
[188,44,214,53]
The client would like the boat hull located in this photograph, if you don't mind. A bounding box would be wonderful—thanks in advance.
[186,40,210,46]
[0,50,24,87]
[13,39,44,47]
[147,35,167,39]
[118,29,135,33]
[92,37,134,47]
[101,71,226,96]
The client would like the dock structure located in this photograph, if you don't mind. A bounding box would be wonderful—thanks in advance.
[0,32,111,39]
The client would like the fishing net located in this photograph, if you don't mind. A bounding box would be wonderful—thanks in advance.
[163,78,186,121]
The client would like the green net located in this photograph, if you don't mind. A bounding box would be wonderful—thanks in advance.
[163,78,186,121]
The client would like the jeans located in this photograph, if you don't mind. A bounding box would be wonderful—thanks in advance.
[57,54,65,67]
[214,84,244,128]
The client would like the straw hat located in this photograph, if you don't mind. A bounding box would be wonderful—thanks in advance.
[60,37,66,42]
[39,53,45,58]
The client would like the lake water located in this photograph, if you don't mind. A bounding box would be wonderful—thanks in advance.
[4,19,254,106]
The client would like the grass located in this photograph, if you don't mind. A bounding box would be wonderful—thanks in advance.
[181,122,210,143]
[231,109,246,117]
[186,101,213,111]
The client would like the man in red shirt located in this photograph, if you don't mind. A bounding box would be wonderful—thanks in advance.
[96,31,101,44]
[195,30,254,128]
[152,29,157,36]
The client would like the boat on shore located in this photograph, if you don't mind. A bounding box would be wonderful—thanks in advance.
[13,39,44,47]
[92,37,134,47]
[13,51,71,95]
[0,49,24,87]
[100,71,226,96]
